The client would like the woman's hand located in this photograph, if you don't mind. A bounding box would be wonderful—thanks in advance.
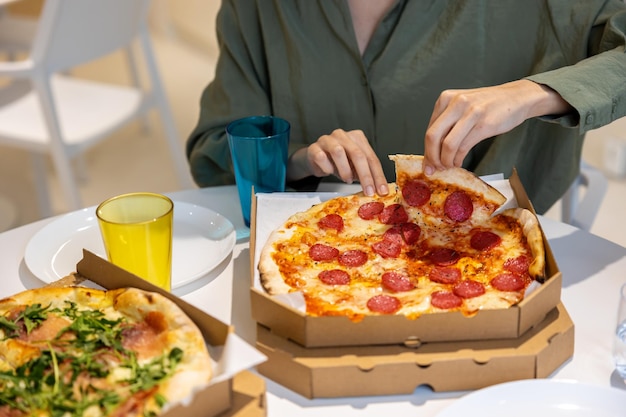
[287,129,389,196]
[422,80,573,175]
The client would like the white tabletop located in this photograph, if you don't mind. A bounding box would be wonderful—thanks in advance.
[1,184,625,416]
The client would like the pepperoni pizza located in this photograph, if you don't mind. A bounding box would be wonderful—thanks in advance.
[258,154,545,322]
[0,286,212,417]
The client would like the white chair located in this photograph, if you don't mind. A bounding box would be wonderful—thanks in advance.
[0,0,193,217]
[560,160,608,231]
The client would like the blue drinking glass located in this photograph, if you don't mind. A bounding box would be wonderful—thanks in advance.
[226,116,290,228]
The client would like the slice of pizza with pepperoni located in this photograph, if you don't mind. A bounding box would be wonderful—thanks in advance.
[258,154,545,322]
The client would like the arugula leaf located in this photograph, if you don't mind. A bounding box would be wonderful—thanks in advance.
[21,303,51,334]
[0,316,17,336]
[0,303,51,340]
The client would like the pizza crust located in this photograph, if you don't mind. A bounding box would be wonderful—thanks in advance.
[111,288,213,397]
[500,207,546,281]
[259,214,303,295]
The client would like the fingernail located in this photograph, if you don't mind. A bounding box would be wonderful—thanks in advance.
[379,184,389,195]
[365,185,375,196]
[424,165,434,176]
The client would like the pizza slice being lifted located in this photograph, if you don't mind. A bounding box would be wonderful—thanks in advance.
[389,154,507,222]
[259,154,546,321]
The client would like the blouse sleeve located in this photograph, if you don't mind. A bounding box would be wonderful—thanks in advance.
[525,1,626,134]
[186,0,272,187]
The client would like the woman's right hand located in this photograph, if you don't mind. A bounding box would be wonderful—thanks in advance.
[287,129,389,197]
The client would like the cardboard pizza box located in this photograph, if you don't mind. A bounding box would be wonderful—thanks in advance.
[219,371,267,417]
[255,302,574,398]
[249,170,563,347]
[72,250,267,417]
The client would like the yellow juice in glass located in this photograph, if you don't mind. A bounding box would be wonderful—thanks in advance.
[96,193,173,291]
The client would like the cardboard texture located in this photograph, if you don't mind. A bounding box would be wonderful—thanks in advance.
[250,171,563,347]
[218,371,267,417]
[255,302,574,398]
[74,251,265,417]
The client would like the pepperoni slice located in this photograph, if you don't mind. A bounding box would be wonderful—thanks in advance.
[400,222,421,245]
[372,240,402,258]
[358,201,385,220]
[491,273,527,292]
[378,204,409,225]
[428,266,462,284]
[382,226,404,244]
[431,291,463,309]
[444,190,473,222]
[366,294,401,314]
[470,230,502,251]
[318,213,344,232]
[402,179,431,207]
[453,280,486,299]
[318,269,350,285]
[428,247,460,266]
[338,250,368,267]
[309,244,339,262]
[383,223,421,246]
[504,255,531,275]
[381,271,415,292]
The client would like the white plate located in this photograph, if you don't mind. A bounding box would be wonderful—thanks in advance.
[25,201,236,289]
[436,379,626,417]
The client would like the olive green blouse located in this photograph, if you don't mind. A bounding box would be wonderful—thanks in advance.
[187,0,626,213]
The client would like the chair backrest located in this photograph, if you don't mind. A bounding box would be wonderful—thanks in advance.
[30,0,151,73]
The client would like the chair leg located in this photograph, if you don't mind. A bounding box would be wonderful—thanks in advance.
[138,26,194,189]
[30,153,54,218]
[124,45,150,133]
[46,145,83,212]
[561,177,579,226]
[33,76,83,213]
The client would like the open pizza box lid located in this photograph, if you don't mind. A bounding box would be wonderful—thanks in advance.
[71,250,267,417]
[249,170,562,348]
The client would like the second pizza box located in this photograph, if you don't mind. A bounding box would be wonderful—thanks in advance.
[72,251,267,417]
[249,171,562,348]
[255,302,574,398]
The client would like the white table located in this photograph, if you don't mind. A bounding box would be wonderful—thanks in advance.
[1,184,625,416]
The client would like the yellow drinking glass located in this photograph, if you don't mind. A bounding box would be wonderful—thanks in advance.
[96,192,174,291]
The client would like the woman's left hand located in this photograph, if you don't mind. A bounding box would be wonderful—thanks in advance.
[422,79,573,175]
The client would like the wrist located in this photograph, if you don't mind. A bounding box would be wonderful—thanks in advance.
[521,79,573,118]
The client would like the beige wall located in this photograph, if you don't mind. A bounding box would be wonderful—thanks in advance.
[8,0,221,56]
[161,0,220,56]
[6,0,43,16]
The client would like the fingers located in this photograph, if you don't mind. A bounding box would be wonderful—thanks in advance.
[423,83,530,176]
[424,94,480,174]
[343,130,388,196]
[307,129,389,196]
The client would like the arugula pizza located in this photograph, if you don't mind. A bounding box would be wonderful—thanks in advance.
[258,154,545,322]
[0,286,212,417]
